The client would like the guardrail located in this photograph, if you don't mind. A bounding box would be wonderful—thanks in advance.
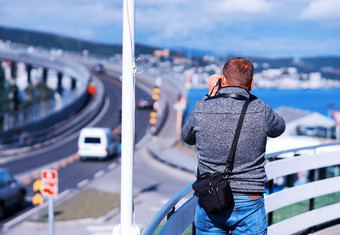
[143,142,340,235]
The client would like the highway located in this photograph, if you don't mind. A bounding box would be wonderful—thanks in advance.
[0,60,196,234]
[0,68,152,225]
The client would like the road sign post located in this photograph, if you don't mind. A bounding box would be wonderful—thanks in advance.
[41,169,58,235]
[333,111,340,140]
[48,197,54,235]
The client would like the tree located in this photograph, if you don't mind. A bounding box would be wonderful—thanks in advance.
[0,66,10,129]
[0,66,10,112]
[9,85,20,111]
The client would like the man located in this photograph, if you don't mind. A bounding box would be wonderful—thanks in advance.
[182,57,285,234]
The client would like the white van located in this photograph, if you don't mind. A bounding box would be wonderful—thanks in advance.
[77,127,117,160]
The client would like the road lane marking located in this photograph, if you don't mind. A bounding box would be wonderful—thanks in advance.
[87,96,111,127]
[86,225,115,232]
[149,206,162,212]
[112,125,121,134]
[53,163,60,171]
[18,152,79,184]
[75,154,80,160]
[22,175,32,185]
[61,159,68,167]
[77,179,89,188]
[33,171,40,179]
[108,162,117,170]
[98,73,122,88]
[68,155,75,164]
[94,170,105,179]
[135,131,151,150]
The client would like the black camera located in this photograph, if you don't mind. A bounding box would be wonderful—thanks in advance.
[217,78,222,89]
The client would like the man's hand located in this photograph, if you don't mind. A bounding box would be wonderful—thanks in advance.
[207,74,222,96]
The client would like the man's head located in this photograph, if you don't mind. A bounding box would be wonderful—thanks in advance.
[222,57,254,91]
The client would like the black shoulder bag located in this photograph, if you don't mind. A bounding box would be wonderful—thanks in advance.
[192,93,250,213]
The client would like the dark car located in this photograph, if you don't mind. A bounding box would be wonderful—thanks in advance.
[0,168,26,220]
[136,94,154,109]
[92,63,105,74]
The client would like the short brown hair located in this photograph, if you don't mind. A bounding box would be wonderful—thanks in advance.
[223,57,254,88]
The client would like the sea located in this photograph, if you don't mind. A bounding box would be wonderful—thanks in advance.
[183,88,340,122]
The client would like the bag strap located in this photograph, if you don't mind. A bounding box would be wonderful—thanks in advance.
[205,93,249,101]
[206,78,223,97]
[197,93,251,177]
[223,97,249,174]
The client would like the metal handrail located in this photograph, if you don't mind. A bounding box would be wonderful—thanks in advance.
[265,141,340,159]
[142,181,194,235]
[144,142,340,235]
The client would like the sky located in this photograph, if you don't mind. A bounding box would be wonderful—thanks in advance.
[0,0,340,58]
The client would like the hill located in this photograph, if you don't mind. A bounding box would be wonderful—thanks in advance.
[0,25,339,80]
[0,25,158,57]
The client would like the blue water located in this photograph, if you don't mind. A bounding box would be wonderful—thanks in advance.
[184,88,340,122]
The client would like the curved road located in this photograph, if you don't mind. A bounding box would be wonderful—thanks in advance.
[1,65,195,232]
[0,69,151,224]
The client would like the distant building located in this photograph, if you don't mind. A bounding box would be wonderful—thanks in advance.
[153,49,170,58]
[266,107,336,154]
[275,106,335,138]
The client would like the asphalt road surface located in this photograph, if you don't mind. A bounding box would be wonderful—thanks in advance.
[0,69,152,225]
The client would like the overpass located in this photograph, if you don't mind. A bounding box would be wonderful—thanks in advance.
[0,47,94,147]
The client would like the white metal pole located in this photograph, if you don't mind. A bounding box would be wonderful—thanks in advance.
[118,0,137,234]
[48,197,54,235]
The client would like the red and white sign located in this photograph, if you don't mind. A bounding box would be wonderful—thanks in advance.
[333,111,340,125]
[41,169,58,197]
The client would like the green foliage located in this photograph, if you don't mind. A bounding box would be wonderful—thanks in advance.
[39,188,120,221]
[0,66,11,113]
[151,219,194,234]
[23,81,53,108]
[0,65,54,112]
[0,65,5,86]
[273,192,340,224]
[0,66,8,129]
[35,81,54,101]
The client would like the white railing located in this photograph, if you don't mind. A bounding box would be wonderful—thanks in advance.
[143,142,340,235]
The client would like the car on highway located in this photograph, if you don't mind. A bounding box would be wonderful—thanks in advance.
[92,63,105,74]
[77,127,118,160]
[136,94,154,109]
[0,168,26,220]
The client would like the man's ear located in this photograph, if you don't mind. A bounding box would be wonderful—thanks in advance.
[249,79,254,91]
[221,74,227,86]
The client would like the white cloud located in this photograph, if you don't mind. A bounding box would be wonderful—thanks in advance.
[0,2,122,43]
[300,0,340,20]
[137,0,183,5]
[218,0,272,13]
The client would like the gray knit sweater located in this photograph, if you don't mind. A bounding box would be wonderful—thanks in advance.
[182,86,286,193]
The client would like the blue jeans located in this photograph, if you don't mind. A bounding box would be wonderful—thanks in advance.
[195,195,267,234]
